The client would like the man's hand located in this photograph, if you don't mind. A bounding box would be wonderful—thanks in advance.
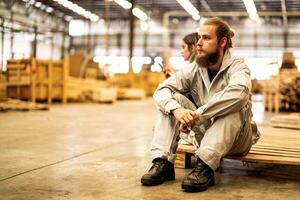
[172,108,199,133]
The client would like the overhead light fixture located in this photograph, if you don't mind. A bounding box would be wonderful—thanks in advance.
[132,7,148,21]
[113,0,149,21]
[34,2,41,7]
[52,0,100,22]
[242,0,259,21]
[114,0,132,9]
[46,7,53,13]
[176,0,200,21]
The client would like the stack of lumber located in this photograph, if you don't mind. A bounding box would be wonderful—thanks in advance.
[117,88,146,100]
[0,98,49,112]
[79,88,118,103]
[0,73,6,99]
[109,72,164,98]
[263,69,300,112]
[175,127,300,168]
[270,113,300,129]
[65,76,116,103]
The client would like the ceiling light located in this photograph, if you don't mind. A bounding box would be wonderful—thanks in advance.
[132,8,148,21]
[176,0,199,20]
[114,0,132,9]
[34,2,41,7]
[46,7,53,13]
[52,0,99,22]
[242,0,259,21]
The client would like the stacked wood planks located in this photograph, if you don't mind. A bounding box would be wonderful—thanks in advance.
[109,72,164,99]
[117,88,146,100]
[175,127,300,168]
[263,69,300,112]
[270,113,300,129]
[0,98,49,112]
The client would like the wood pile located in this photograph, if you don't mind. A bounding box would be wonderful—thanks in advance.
[263,69,300,112]
[0,98,49,112]
[270,113,300,129]
[175,127,300,168]
[109,72,164,97]
[78,88,118,103]
[117,88,146,100]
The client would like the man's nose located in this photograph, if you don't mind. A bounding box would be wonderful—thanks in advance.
[197,38,202,47]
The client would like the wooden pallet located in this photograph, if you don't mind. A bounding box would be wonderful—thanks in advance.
[175,127,300,168]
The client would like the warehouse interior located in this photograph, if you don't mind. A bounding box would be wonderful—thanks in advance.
[0,0,300,199]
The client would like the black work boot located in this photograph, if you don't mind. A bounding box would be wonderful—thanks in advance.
[141,158,175,186]
[181,158,214,192]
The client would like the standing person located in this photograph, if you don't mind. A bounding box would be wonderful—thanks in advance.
[141,17,260,192]
[163,32,199,78]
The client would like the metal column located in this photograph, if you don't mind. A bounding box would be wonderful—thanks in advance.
[128,0,135,73]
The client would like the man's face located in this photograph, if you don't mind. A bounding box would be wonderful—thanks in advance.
[196,25,221,67]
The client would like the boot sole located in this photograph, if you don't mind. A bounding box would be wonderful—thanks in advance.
[141,173,175,186]
[181,177,214,192]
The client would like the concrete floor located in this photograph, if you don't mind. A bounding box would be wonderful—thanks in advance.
[0,97,299,200]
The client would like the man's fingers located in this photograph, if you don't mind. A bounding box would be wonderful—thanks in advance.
[183,116,193,128]
[189,111,199,119]
[180,123,190,133]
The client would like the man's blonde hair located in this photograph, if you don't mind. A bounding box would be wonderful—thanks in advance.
[203,17,235,51]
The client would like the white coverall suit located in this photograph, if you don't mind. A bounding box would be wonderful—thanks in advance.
[151,51,260,170]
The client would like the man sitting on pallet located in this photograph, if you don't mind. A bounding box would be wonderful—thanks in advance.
[141,17,260,192]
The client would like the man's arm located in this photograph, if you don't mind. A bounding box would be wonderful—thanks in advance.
[153,64,194,115]
[195,61,251,120]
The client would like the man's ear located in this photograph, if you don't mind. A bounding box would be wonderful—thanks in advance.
[219,37,227,48]
[190,44,196,52]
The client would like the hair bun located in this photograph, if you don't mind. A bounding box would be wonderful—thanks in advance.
[230,29,235,38]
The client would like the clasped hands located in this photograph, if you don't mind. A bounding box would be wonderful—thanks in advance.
[171,108,200,134]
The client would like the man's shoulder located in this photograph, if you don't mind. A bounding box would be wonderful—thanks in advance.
[229,57,248,68]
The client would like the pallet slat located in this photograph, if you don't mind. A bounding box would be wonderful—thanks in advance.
[175,127,300,168]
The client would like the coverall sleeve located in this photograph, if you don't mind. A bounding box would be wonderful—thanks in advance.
[153,67,192,114]
[195,62,251,119]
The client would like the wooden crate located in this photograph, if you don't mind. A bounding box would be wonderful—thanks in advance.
[7,59,48,103]
[175,127,300,168]
[0,73,6,99]
[6,59,68,104]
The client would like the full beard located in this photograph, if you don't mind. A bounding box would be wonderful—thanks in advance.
[196,49,220,68]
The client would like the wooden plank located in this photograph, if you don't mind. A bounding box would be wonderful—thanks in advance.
[175,127,300,168]
[252,145,300,153]
[227,154,300,165]
[249,150,300,158]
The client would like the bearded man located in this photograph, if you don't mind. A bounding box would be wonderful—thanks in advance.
[141,17,260,192]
